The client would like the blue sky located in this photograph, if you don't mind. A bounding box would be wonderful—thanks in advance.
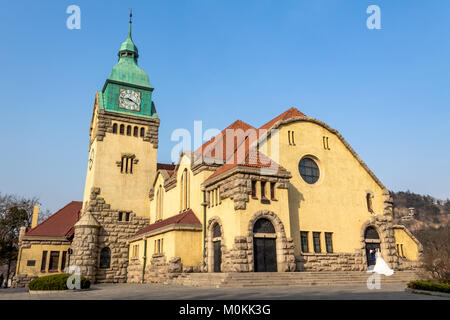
[0,0,449,213]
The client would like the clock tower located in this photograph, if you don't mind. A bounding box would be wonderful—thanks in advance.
[73,13,158,283]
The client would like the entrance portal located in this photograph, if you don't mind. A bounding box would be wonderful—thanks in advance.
[253,218,277,272]
[212,223,222,272]
[364,226,381,266]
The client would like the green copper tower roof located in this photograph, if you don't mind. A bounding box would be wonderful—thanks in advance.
[107,10,151,89]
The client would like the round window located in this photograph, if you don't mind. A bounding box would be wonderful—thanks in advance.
[298,157,320,184]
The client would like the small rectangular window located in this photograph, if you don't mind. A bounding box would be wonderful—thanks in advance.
[40,251,47,272]
[161,239,164,254]
[366,193,373,213]
[61,251,67,271]
[48,251,60,271]
[325,232,333,253]
[313,232,321,253]
[270,182,276,200]
[300,232,309,253]
[27,260,36,267]
[261,181,266,199]
[126,212,130,222]
[291,131,295,145]
[119,212,123,221]
[288,130,291,145]
[251,180,257,199]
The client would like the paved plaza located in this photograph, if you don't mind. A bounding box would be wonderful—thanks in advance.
[0,282,447,300]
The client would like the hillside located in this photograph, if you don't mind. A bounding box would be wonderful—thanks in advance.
[392,191,449,233]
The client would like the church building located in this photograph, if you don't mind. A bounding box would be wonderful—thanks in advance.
[13,16,422,287]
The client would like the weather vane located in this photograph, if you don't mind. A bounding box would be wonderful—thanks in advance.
[129,8,133,24]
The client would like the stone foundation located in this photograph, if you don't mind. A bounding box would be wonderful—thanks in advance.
[296,253,366,271]
[12,274,38,288]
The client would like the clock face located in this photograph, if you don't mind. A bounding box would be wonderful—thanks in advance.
[119,89,141,111]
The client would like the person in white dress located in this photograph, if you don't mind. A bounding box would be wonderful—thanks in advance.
[367,249,394,276]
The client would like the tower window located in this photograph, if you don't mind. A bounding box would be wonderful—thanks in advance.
[119,124,125,135]
[126,125,131,136]
[99,247,111,269]
[120,155,136,174]
[112,123,118,134]
[133,126,138,137]
[140,127,145,137]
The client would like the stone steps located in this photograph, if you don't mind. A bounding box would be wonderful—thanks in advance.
[173,271,419,288]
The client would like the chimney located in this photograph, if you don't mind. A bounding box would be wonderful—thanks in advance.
[31,205,39,228]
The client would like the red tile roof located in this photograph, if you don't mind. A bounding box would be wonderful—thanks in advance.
[259,107,306,131]
[194,120,256,162]
[25,201,82,238]
[135,209,201,237]
[205,142,288,181]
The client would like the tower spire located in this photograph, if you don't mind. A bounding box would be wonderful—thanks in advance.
[128,8,132,39]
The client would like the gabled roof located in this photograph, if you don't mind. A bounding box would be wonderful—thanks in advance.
[157,162,175,177]
[205,140,288,182]
[194,120,255,163]
[134,209,201,237]
[25,201,82,238]
[259,107,306,131]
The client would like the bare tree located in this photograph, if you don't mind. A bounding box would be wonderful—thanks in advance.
[415,226,450,281]
[0,193,51,287]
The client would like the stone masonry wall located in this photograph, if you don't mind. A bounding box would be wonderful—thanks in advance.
[71,187,149,283]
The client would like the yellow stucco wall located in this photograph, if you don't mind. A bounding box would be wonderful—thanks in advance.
[393,227,419,261]
[17,243,71,277]
[129,229,202,267]
[82,102,158,218]
[260,120,386,255]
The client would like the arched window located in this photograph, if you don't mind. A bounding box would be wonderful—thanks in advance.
[119,124,125,135]
[112,123,117,134]
[180,169,189,211]
[140,127,145,137]
[126,125,131,136]
[133,126,138,137]
[253,218,275,234]
[156,185,163,221]
[212,223,222,238]
[99,247,111,269]
[365,226,380,240]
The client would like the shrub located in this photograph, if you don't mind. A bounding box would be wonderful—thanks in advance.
[28,274,91,291]
[407,280,450,294]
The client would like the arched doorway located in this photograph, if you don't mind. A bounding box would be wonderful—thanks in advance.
[212,223,222,272]
[364,226,381,267]
[253,218,277,272]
